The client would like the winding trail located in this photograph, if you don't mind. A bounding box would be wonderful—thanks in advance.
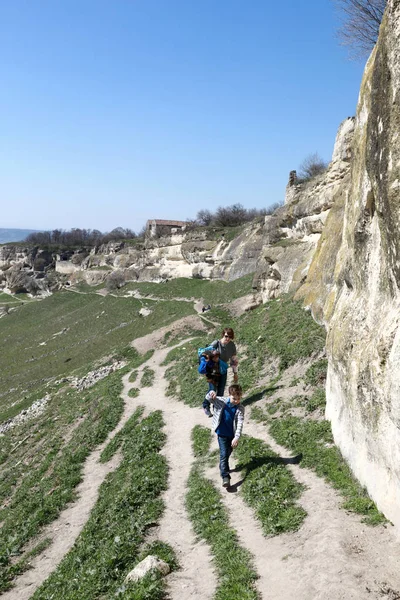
[5,327,400,600]
[207,416,400,600]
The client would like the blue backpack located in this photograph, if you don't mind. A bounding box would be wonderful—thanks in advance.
[197,345,215,364]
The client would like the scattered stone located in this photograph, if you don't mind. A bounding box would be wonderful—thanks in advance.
[139,307,152,317]
[70,361,125,391]
[0,394,50,434]
[124,555,170,583]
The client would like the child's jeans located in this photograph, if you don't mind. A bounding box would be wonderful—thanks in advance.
[202,381,216,410]
[218,435,233,479]
[202,374,227,410]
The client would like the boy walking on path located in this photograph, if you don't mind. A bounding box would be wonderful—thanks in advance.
[206,385,244,488]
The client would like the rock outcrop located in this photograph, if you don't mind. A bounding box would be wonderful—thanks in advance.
[0,223,265,297]
[254,117,355,308]
[322,0,400,528]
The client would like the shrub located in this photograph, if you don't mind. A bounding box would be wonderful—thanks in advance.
[297,153,328,182]
[106,270,126,291]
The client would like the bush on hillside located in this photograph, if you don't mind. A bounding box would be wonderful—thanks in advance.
[297,153,328,182]
[192,202,280,228]
[25,227,138,248]
[106,270,126,291]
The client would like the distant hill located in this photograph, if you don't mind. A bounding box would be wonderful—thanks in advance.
[0,228,39,244]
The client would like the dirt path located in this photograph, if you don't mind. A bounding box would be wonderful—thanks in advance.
[123,347,217,599]
[3,334,217,600]
[208,417,400,600]
[6,328,400,600]
[3,444,122,599]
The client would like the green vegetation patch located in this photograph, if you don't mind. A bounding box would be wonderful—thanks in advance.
[304,359,328,387]
[100,406,145,463]
[186,467,259,600]
[269,417,386,525]
[128,387,140,398]
[33,410,172,600]
[140,366,155,388]
[162,327,205,347]
[233,297,326,391]
[0,371,125,592]
[0,290,188,421]
[191,425,212,457]
[0,293,20,304]
[164,338,207,408]
[128,370,138,383]
[119,273,253,305]
[234,436,306,535]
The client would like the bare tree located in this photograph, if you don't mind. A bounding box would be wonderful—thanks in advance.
[196,209,213,226]
[333,0,386,58]
[298,153,328,182]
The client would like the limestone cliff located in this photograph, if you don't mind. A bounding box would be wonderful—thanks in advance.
[322,0,400,528]
[0,222,265,296]
[255,117,354,310]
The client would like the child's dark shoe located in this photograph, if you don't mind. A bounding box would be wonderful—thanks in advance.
[204,408,212,418]
[222,477,230,488]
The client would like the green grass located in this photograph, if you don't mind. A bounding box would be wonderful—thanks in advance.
[0,290,191,421]
[305,388,326,413]
[115,273,254,305]
[127,349,155,369]
[128,387,140,398]
[0,293,20,304]
[186,467,259,600]
[304,359,328,387]
[0,371,126,592]
[128,370,138,383]
[234,436,306,535]
[32,410,173,600]
[163,336,211,407]
[232,297,326,391]
[162,327,205,347]
[191,425,212,457]
[140,367,155,387]
[268,417,386,525]
[100,406,145,463]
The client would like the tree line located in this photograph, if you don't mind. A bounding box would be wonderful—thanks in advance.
[24,227,139,247]
[191,202,282,228]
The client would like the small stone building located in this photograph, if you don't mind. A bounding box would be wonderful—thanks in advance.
[146,219,187,238]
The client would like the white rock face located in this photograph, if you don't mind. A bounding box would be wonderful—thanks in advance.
[55,260,81,274]
[255,117,355,304]
[124,555,170,583]
[325,0,400,528]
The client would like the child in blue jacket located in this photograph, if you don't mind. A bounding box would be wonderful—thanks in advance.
[198,350,228,417]
[206,385,244,488]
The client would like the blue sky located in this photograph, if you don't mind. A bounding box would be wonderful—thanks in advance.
[0,0,364,233]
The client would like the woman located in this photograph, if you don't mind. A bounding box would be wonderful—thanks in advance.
[203,327,238,417]
[211,327,238,393]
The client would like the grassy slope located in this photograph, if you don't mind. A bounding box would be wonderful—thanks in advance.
[115,273,254,303]
[0,274,386,595]
[32,410,174,600]
[0,275,252,593]
[164,295,385,525]
[0,290,195,421]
